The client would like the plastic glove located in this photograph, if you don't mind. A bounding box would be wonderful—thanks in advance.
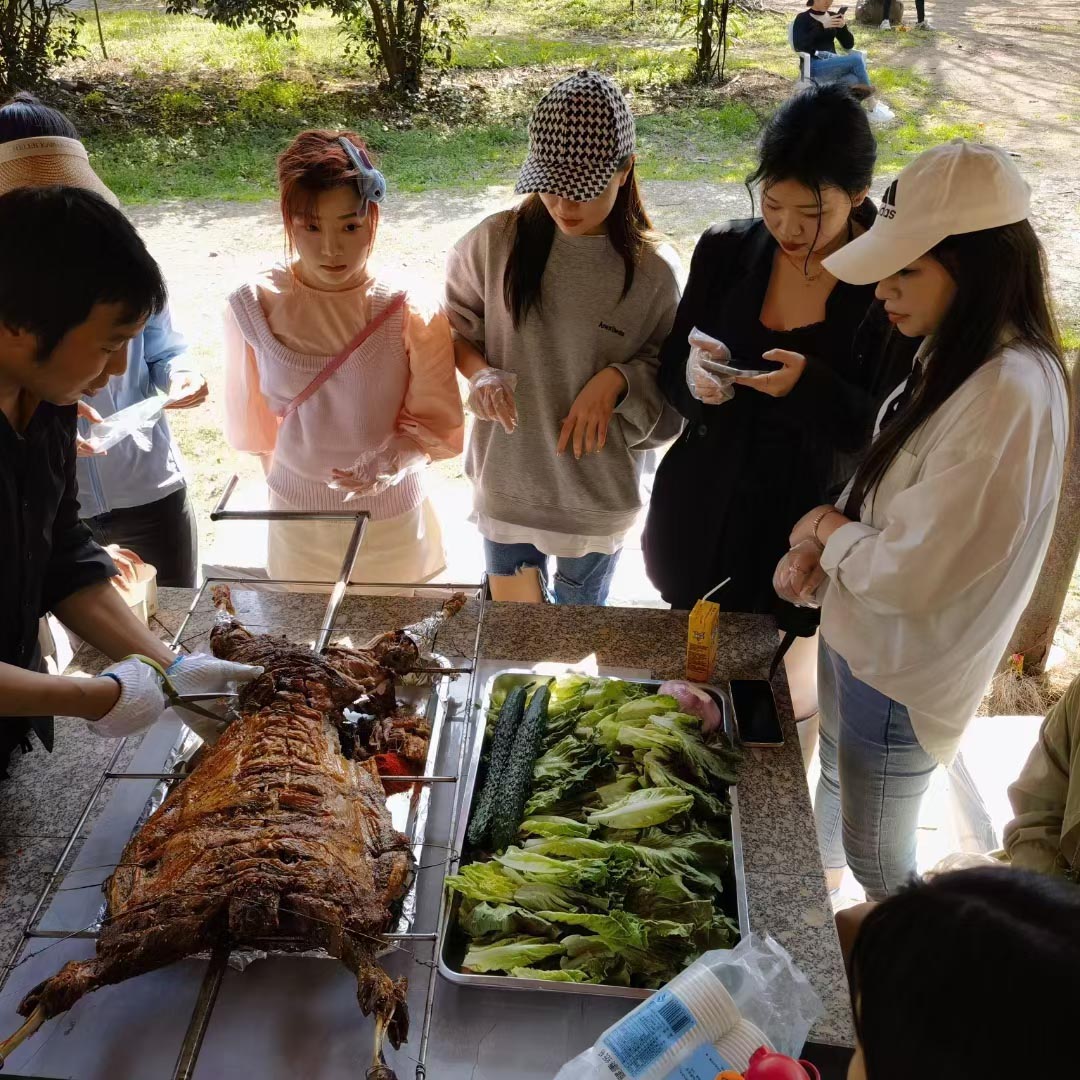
[467,367,518,434]
[686,327,736,406]
[88,657,166,738]
[773,539,826,609]
[327,437,429,501]
[165,652,264,699]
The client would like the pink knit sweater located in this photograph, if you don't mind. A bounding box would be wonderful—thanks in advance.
[224,267,463,522]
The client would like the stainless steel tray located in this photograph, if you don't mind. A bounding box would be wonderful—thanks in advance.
[438,668,751,1000]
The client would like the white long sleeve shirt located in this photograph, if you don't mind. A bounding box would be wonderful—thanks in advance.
[820,342,1068,764]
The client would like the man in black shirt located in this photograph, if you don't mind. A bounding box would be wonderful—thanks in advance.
[0,187,260,775]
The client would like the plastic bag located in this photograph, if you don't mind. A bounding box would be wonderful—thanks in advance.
[555,935,823,1080]
[85,394,166,453]
[686,327,736,406]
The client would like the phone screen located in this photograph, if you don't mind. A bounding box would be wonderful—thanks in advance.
[730,680,784,747]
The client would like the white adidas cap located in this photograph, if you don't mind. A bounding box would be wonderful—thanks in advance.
[823,139,1030,285]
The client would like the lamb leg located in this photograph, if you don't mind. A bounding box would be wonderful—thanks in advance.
[0,1004,46,1068]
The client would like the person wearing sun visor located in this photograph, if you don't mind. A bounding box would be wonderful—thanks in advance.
[222,130,463,585]
[0,186,261,777]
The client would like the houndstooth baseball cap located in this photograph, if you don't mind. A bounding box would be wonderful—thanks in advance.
[516,70,636,203]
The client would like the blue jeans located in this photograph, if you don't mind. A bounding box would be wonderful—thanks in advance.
[810,52,871,88]
[483,540,620,606]
[815,641,937,901]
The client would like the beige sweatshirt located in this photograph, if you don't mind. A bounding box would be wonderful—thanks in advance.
[444,210,682,540]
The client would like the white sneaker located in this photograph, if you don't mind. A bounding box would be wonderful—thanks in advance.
[879,19,893,29]
[916,19,934,29]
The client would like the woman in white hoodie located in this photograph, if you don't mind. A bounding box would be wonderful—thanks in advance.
[775,140,1069,900]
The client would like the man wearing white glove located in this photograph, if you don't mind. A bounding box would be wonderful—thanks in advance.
[0,187,259,770]
[91,653,264,738]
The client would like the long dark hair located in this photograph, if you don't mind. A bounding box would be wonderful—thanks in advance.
[502,156,652,328]
[0,92,78,143]
[850,868,1080,1080]
[746,82,876,255]
[847,220,1066,515]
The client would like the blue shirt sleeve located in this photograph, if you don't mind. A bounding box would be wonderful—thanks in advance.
[144,305,194,394]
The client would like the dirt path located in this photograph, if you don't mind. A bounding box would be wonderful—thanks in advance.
[889,0,1080,322]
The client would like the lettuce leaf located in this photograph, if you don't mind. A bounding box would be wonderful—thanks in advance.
[513,882,610,913]
[519,815,594,839]
[459,902,556,940]
[641,750,730,819]
[494,848,613,891]
[444,861,518,904]
[463,936,566,973]
[586,787,694,830]
[595,775,641,806]
[510,967,594,982]
[522,836,612,859]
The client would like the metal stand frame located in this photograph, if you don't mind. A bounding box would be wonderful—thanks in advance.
[0,475,491,1080]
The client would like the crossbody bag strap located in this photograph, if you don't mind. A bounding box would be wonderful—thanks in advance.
[277,292,406,421]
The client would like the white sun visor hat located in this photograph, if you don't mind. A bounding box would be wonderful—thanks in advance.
[823,139,1031,285]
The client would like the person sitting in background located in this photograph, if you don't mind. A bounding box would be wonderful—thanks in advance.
[881,0,932,31]
[0,93,208,588]
[1004,673,1080,881]
[846,868,1080,1080]
[793,0,876,99]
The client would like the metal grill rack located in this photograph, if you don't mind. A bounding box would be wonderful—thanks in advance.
[0,476,490,1080]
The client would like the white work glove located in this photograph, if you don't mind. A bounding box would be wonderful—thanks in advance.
[773,539,827,609]
[327,436,429,500]
[89,657,167,738]
[467,367,518,434]
[165,652,264,743]
[164,652,264,698]
[686,327,736,406]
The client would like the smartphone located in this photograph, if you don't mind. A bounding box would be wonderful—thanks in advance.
[699,358,771,379]
[837,5,848,14]
[730,679,784,747]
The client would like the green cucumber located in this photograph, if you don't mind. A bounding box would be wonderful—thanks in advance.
[490,684,551,852]
[466,685,528,849]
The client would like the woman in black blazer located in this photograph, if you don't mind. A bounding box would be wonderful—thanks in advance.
[643,84,917,713]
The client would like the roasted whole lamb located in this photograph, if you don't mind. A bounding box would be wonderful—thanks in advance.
[4,588,468,1076]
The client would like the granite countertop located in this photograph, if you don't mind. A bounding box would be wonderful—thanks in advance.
[0,585,852,1070]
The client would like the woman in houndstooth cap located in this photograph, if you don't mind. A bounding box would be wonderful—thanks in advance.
[444,71,683,606]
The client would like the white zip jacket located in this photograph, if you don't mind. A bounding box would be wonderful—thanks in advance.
[820,341,1069,764]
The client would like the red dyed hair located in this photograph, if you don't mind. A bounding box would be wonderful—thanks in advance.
[276,129,381,251]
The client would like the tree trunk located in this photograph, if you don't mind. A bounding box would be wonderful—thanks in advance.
[695,0,715,82]
[1004,350,1080,672]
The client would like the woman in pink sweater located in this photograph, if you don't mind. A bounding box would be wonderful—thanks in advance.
[223,130,464,584]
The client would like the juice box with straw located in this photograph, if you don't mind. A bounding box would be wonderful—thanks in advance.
[686,599,720,682]
[685,578,728,682]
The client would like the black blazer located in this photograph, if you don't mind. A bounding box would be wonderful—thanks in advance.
[643,217,920,627]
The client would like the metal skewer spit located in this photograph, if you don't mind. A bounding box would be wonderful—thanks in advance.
[0,476,492,1080]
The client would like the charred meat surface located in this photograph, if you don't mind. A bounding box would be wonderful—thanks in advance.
[18,594,417,1065]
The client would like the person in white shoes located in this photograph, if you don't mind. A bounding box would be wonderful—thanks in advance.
[881,0,933,30]
[774,140,1069,900]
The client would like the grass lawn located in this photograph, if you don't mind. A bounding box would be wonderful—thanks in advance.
[49,1,983,204]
